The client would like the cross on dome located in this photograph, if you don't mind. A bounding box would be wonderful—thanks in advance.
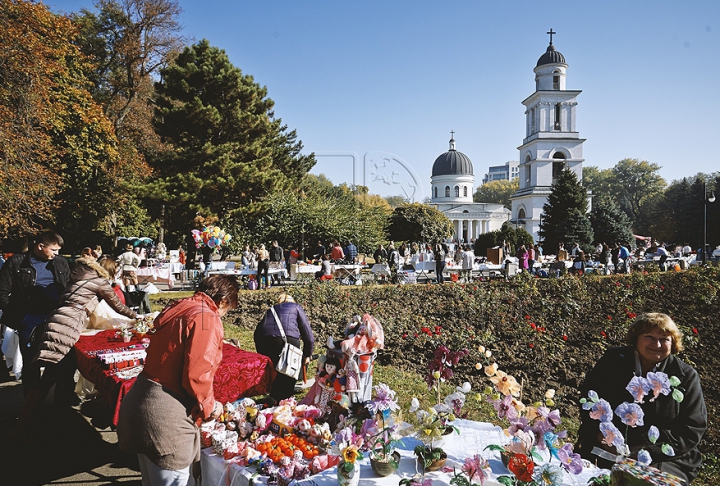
[547,28,556,45]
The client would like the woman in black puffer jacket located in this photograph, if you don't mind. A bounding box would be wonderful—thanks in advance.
[10,256,137,438]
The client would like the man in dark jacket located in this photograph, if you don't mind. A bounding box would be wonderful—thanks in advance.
[0,231,70,394]
[269,240,284,286]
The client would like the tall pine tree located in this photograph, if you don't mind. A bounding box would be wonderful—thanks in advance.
[538,168,594,253]
[147,39,315,238]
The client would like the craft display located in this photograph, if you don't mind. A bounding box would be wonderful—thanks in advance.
[610,458,684,486]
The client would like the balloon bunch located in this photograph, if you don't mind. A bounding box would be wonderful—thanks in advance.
[191,226,232,249]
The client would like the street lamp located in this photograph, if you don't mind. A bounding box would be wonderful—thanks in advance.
[703,181,716,265]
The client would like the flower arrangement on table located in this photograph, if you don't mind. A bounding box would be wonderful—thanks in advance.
[476,345,584,485]
[362,383,404,474]
[133,315,154,336]
[330,427,365,485]
[580,371,683,477]
[406,345,470,475]
[115,323,133,342]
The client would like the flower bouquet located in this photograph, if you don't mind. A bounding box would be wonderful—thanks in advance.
[580,370,684,484]
[477,345,584,485]
[133,315,154,338]
[363,383,403,476]
[115,323,133,343]
[449,454,491,486]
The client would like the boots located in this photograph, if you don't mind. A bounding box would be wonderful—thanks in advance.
[8,388,47,443]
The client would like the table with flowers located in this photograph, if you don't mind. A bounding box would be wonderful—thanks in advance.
[200,418,608,486]
[74,329,275,426]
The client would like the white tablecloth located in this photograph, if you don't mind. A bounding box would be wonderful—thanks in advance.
[208,267,288,279]
[200,419,608,486]
[370,264,391,276]
[290,264,320,280]
[135,267,175,289]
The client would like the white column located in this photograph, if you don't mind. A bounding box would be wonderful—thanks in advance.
[456,220,462,241]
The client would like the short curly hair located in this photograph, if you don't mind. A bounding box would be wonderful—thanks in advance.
[626,312,684,354]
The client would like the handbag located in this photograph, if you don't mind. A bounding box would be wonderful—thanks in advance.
[271,306,303,379]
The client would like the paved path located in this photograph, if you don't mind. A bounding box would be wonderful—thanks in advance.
[0,371,141,486]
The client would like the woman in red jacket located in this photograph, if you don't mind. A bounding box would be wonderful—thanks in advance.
[117,274,238,486]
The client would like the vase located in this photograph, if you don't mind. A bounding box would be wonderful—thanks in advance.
[337,460,360,486]
[370,450,400,477]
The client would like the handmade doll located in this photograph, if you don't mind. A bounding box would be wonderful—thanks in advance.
[339,314,384,356]
[315,357,341,413]
[343,348,360,402]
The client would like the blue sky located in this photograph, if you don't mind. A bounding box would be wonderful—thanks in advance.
[47,0,719,200]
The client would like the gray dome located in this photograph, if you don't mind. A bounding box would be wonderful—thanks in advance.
[536,43,566,67]
[432,148,473,176]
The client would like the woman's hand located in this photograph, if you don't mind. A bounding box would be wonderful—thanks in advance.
[206,400,223,421]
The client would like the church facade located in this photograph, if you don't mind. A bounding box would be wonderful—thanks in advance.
[429,134,510,242]
[510,32,587,241]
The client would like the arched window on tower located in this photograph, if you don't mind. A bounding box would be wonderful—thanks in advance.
[463,186,468,197]
[434,187,438,199]
[553,70,560,90]
[445,186,450,197]
[454,186,460,197]
[518,208,526,219]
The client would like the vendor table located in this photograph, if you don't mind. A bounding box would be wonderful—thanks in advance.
[74,330,274,426]
[208,267,289,279]
[370,264,391,277]
[136,266,175,289]
[200,418,608,486]
[412,260,436,281]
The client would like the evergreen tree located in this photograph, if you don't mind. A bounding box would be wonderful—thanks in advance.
[590,197,634,246]
[538,168,593,252]
[147,39,315,238]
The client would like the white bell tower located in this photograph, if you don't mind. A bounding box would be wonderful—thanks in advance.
[510,29,586,242]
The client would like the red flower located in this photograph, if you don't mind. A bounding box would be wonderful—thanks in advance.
[530,322,537,330]
[562,335,568,341]
[627,312,637,319]
[692,327,699,335]
[600,331,607,338]
[528,342,534,349]
[660,285,665,290]
[402,334,408,339]
[524,315,531,320]
[508,453,535,482]
[606,315,612,320]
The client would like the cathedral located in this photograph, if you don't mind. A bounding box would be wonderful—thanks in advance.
[429,30,586,243]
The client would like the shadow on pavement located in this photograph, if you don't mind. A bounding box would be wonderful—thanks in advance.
[0,380,142,486]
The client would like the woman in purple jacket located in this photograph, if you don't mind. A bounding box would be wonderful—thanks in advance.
[254,293,315,401]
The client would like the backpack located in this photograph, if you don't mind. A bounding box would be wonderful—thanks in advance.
[247,279,258,290]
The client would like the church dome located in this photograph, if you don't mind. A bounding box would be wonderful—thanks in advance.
[536,43,566,67]
[432,137,473,176]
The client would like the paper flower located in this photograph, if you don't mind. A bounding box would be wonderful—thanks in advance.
[557,443,583,474]
[645,372,672,401]
[637,449,652,465]
[599,421,625,449]
[626,376,650,403]
[614,402,644,427]
[588,399,613,422]
[533,463,563,486]
[648,425,660,444]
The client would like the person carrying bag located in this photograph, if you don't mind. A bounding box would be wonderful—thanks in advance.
[254,293,314,401]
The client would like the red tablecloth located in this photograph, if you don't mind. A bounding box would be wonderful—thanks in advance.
[74,330,274,426]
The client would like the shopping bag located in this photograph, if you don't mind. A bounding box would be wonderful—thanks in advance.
[276,342,303,379]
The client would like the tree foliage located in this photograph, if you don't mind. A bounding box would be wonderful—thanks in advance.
[589,197,634,246]
[611,158,666,224]
[473,222,534,257]
[582,166,614,203]
[538,168,593,252]
[147,39,316,238]
[473,178,519,209]
[387,203,453,244]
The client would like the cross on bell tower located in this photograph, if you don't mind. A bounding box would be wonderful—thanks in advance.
[547,28,556,44]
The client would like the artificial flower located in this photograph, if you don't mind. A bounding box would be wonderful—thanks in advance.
[492,394,518,421]
[557,443,583,474]
[461,454,490,484]
[588,399,613,422]
[662,444,676,457]
[489,370,521,396]
[626,376,650,403]
[366,383,400,414]
[484,362,498,377]
[507,453,535,483]
[648,425,660,444]
[533,463,563,486]
[342,445,360,463]
[409,397,420,413]
[544,389,556,400]
[614,402,644,427]
[599,421,625,449]
[637,449,652,465]
[645,372,671,401]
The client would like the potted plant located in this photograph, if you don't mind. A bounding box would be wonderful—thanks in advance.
[330,428,364,486]
[116,323,133,343]
[364,383,403,476]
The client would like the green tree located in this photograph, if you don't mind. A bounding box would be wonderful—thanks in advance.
[590,197,634,246]
[539,168,593,252]
[147,39,315,238]
[612,158,666,223]
[385,195,409,208]
[387,203,453,244]
[582,166,615,203]
[473,179,518,209]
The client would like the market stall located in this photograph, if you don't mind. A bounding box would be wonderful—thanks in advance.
[74,329,274,426]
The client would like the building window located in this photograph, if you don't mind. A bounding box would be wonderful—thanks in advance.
[434,187,438,198]
[463,186,468,197]
[552,161,565,185]
[454,186,459,197]
[518,208,526,219]
[554,103,561,130]
[530,107,536,133]
[553,75,560,90]
[445,186,450,197]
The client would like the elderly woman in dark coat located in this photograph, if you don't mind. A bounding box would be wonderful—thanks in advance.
[10,256,138,437]
[577,313,707,483]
